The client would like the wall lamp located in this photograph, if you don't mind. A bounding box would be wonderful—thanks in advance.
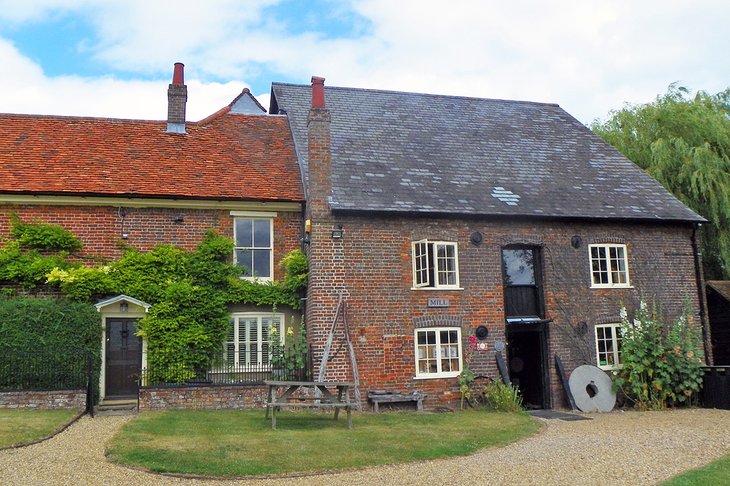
[119,301,129,312]
[331,225,344,240]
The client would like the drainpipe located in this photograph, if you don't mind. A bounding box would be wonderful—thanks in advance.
[691,223,711,364]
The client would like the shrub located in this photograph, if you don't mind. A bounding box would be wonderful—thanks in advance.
[483,381,524,412]
[613,300,704,410]
[9,215,82,251]
[0,296,101,390]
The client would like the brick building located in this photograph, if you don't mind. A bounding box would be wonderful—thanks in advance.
[0,64,304,401]
[270,79,708,409]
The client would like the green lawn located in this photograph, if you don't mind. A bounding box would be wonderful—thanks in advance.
[661,454,730,485]
[0,409,78,447]
[108,409,540,477]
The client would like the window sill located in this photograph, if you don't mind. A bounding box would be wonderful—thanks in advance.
[590,284,633,289]
[410,287,464,291]
[413,373,461,380]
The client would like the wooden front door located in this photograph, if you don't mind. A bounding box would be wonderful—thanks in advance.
[105,318,141,398]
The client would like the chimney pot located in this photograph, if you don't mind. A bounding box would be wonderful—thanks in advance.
[311,76,326,109]
[172,62,185,85]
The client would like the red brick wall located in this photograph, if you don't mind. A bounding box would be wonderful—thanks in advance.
[139,385,268,410]
[0,389,86,410]
[305,214,702,410]
[0,205,301,280]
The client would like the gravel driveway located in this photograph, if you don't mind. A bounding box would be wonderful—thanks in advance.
[2,408,729,485]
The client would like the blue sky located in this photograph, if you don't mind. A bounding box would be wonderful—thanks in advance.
[0,0,728,124]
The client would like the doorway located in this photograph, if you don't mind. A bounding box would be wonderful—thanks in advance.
[506,323,550,409]
[105,318,141,398]
[502,245,550,409]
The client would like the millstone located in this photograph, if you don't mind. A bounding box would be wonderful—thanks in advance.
[568,364,616,412]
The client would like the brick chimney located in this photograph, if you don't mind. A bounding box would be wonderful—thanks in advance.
[307,76,331,219]
[166,62,187,133]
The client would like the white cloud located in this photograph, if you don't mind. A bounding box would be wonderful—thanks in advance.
[0,0,728,123]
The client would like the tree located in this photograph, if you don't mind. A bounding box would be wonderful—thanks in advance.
[591,85,730,279]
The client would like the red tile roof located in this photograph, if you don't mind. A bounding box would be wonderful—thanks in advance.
[0,108,304,202]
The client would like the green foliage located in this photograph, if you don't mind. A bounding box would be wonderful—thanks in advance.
[9,215,82,251]
[483,381,524,413]
[0,241,77,289]
[458,335,477,409]
[280,249,308,291]
[0,296,101,389]
[0,218,307,382]
[270,320,309,379]
[612,300,704,410]
[592,86,730,279]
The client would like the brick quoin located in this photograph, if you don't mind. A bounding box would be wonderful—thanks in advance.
[0,205,301,281]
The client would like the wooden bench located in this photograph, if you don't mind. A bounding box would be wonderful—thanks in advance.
[264,380,354,429]
[368,391,426,412]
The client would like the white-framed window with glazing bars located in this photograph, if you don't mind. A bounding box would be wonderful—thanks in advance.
[225,313,284,369]
[595,323,622,370]
[411,240,460,289]
[414,327,462,378]
[589,244,630,288]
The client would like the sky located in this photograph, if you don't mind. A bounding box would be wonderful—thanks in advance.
[0,0,727,125]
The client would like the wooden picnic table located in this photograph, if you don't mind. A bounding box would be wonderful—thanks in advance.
[264,380,354,429]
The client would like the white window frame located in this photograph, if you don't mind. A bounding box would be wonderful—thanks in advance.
[589,243,631,288]
[595,323,622,370]
[224,313,285,370]
[414,327,462,378]
[411,240,461,290]
[233,217,274,281]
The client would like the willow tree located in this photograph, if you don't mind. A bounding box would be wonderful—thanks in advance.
[592,85,730,279]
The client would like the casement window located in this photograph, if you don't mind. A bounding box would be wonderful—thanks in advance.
[589,244,630,288]
[225,313,284,369]
[414,327,462,378]
[595,323,622,370]
[234,218,273,280]
[412,240,460,289]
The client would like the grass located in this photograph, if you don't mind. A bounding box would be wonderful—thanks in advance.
[0,409,78,447]
[108,409,540,477]
[661,454,730,485]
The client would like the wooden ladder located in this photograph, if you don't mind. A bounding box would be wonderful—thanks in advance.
[317,290,362,407]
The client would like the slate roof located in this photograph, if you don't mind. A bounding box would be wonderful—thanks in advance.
[0,92,303,203]
[270,83,703,222]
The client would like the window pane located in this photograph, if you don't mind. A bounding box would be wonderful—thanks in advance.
[252,249,271,278]
[413,241,430,287]
[236,249,253,275]
[235,219,253,247]
[253,219,271,247]
[436,243,457,286]
[502,249,535,285]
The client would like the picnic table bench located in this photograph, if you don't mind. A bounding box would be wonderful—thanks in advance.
[264,380,354,429]
[368,391,426,412]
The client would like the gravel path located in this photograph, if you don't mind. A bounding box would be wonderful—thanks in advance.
[2,408,730,485]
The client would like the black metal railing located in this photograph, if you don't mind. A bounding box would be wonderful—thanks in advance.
[140,346,311,387]
[0,349,88,391]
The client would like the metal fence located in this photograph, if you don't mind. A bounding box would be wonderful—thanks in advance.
[0,349,89,391]
[140,346,312,387]
[0,348,96,415]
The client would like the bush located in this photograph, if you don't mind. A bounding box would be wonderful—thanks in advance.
[613,300,704,410]
[0,296,101,390]
[483,381,524,412]
[9,215,82,251]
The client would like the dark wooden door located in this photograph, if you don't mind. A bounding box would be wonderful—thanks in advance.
[105,318,141,398]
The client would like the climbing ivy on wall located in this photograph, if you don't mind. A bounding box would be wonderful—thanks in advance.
[0,217,308,375]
